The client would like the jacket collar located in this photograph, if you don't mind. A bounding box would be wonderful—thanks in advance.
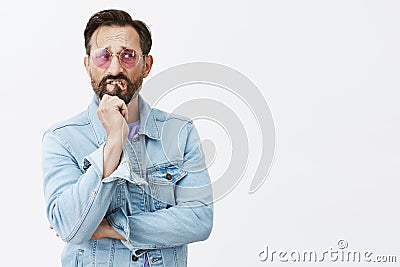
[87,94,161,146]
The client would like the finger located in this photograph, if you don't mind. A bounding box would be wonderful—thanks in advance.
[99,94,112,104]
[109,98,128,119]
[123,109,128,121]
[105,96,125,110]
[98,96,125,114]
[99,94,124,108]
[120,104,128,121]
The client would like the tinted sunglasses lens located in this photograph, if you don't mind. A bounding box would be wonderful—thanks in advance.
[92,49,111,68]
[119,49,139,68]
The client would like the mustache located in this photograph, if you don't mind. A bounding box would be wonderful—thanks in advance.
[92,72,143,104]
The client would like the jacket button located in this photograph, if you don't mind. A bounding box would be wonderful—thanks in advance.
[152,257,162,263]
[132,255,139,261]
[166,173,172,180]
[135,249,145,255]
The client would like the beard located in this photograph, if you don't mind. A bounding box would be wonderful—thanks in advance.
[91,73,143,105]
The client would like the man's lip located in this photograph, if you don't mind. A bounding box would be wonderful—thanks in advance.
[106,78,125,83]
[106,79,127,90]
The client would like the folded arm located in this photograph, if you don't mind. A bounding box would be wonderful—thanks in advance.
[106,121,214,249]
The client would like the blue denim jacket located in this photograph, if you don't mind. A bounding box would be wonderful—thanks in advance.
[42,94,213,267]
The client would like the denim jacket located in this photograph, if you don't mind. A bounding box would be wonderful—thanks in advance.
[42,94,213,267]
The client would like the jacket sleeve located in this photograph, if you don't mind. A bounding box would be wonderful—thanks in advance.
[107,122,214,250]
[42,130,128,244]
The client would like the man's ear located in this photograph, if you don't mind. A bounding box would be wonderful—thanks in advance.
[143,55,153,78]
[84,56,90,76]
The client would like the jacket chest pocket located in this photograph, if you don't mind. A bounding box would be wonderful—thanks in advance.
[147,165,187,210]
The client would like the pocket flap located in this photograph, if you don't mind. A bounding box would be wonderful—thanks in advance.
[149,164,187,185]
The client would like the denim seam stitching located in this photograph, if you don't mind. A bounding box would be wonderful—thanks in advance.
[64,182,101,242]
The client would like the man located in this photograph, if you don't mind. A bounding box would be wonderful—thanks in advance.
[42,9,213,267]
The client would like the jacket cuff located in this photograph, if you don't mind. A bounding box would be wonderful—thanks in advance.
[83,145,147,185]
[82,143,105,179]
[107,208,133,250]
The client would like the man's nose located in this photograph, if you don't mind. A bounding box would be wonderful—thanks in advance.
[107,55,123,75]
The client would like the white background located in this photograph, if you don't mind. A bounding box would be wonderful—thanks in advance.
[1,0,399,266]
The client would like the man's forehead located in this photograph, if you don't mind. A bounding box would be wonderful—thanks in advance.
[92,25,140,50]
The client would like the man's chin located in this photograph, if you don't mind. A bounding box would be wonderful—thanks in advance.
[114,91,138,105]
[95,80,142,104]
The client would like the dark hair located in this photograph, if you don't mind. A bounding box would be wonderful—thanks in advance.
[84,9,152,56]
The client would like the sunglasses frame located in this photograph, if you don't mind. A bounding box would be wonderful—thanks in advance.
[89,48,146,69]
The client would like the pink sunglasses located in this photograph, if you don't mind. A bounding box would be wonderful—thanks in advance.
[90,48,145,69]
